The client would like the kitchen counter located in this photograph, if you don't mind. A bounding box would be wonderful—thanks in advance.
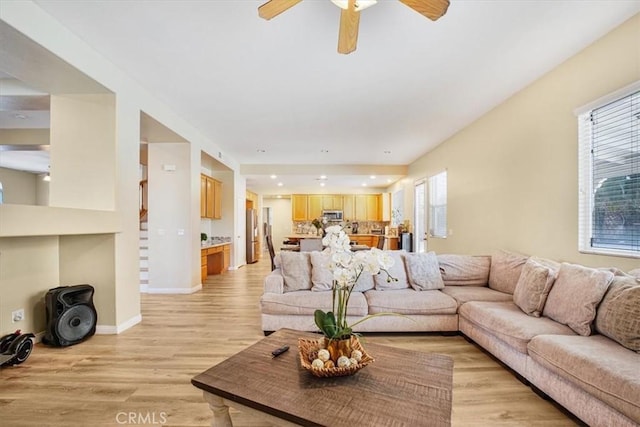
[201,241,231,249]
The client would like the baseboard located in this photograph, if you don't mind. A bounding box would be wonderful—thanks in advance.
[144,284,202,294]
[95,314,142,335]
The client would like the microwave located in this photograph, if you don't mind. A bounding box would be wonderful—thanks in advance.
[322,210,343,221]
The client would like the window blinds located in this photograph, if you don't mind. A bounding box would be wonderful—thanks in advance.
[580,90,639,253]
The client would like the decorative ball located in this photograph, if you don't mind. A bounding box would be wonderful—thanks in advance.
[317,349,331,362]
[349,358,358,366]
[311,359,324,369]
[337,356,351,368]
[324,360,335,369]
[351,349,362,361]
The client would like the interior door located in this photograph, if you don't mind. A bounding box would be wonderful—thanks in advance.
[414,180,427,253]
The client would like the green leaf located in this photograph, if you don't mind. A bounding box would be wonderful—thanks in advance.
[314,309,337,338]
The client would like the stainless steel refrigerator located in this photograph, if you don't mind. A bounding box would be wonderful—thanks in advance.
[246,209,258,264]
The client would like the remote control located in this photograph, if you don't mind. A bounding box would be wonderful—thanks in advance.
[271,345,289,358]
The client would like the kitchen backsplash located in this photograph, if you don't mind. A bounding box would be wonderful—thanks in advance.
[292,220,388,235]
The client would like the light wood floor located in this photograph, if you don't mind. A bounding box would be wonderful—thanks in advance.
[0,259,579,426]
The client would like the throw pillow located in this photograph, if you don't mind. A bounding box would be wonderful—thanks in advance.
[542,262,614,336]
[513,258,557,317]
[437,254,491,286]
[374,251,409,290]
[630,268,640,279]
[405,252,444,291]
[280,251,312,292]
[595,274,640,352]
[488,250,529,294]
[310,251,333,291]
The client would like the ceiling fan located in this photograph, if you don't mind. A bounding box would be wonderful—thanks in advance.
[258,0,449,54]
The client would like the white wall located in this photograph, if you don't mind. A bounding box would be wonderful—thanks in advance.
[263,198,293,255]
[147,142,194,292]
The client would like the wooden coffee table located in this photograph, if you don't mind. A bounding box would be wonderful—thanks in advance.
[192,329,454,426]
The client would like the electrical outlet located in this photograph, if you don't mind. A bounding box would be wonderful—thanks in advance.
[12,308,25,323]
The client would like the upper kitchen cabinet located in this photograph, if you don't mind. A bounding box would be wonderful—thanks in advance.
[292,194,309,221]
[342,195,355,220]
[308,195,323,220]
[322,195,343,210]
[200,174,222,219]
[354,194,381,221]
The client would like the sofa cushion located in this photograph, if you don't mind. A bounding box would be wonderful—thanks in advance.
[280,251,312,292]
[595,274,640,352]
[459,301,576,354]
[405,251,444,291]
[261,290,368,316]
[437,254,491,286]
[441,286,513,307]
[543,263,614,336]
[528,334,640,423]
[488,250,529,294]
[365,289,457,315]
[513,258,557,317]
[374,251,409,290]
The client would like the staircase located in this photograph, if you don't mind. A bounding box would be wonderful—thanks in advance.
[140,221,149,292]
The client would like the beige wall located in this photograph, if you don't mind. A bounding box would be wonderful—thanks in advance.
[49,94,116,210]
[402,14,639,271]
[0,167,37,204]
[0,236,59,334]
[263,197,293,258]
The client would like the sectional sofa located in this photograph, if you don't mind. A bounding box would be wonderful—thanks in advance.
[260,250,640,426]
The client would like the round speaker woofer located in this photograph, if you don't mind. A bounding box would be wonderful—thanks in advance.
[56,305,97,343]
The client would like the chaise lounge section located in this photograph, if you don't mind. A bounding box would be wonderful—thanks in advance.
[260,249,640,426]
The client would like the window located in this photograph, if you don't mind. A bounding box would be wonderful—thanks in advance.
[414,180,426,252]
[0,182,3,204]
[428,171,447,238]
[578,83,639,257]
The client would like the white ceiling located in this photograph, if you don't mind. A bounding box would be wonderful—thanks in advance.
[4,1,640,193]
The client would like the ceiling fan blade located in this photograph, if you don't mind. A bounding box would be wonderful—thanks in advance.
[398,0,449,21]
[337,0,360,54]
[258,0,303,20]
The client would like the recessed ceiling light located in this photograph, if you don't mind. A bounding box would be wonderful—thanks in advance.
[362,183,367,187]
[270,174,277,179]
[277,182,283,187]
[383,150,391,154]
[320,182,325,187]
[319,175,327,180]
[369,175,376,180]
[386,178,392,183]
[257,149,266,153]
[320,149,329,153]
[277,195,282,199]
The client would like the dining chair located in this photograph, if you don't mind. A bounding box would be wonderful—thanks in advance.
[266,235,276,271]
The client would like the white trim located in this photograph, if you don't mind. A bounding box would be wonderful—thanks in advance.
[144,284,202,294]
[95,314,142,335]
[579,248,640,259]
[139,283,148,293]
[574,80,640,116]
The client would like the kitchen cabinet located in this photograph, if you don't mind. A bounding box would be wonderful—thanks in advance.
[292,195,308,221]
[342,195,355,220]
[200,174,222,219]
[322,195,343,210]
[354,194,381,221]
[308,195,323,220]
[201,243,231,282]
[349,235,377,248]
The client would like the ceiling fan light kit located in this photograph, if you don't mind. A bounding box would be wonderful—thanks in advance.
[258,0,449,54]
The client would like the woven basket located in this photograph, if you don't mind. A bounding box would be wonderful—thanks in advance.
[298,335,374,378]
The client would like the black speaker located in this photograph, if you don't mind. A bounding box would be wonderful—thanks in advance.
[43,284,97,347]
